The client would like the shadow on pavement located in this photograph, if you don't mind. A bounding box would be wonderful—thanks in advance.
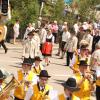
[9,62,22,68]
[50,62,65,66]
[52,79,66,85]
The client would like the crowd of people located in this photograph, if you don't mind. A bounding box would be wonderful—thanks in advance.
[0,18,100,100]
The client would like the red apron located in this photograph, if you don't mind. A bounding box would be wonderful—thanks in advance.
[42,42,52,55]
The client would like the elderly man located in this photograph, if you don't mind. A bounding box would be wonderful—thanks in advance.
[25,70,58,100]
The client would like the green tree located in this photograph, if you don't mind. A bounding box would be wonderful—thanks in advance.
[52,0,65,21]
[10,0,39,29]
[76,0,100,21]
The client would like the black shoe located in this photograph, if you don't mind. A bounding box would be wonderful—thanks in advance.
[5,48,8,54]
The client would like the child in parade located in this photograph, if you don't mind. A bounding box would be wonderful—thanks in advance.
[32,56,43,75]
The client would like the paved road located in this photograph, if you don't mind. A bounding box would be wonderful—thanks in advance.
[0,42,96,99]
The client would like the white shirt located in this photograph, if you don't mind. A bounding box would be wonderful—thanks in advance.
[24,26,35,39]
[82,22,89,30]
[33,34,40,53]
[43,34,55,45]
[65,36,78,52]
[13,23,19,34]
[62,31,70,42]
[22,38,38,58]
[74,23,79,34]
[40,28,47,44]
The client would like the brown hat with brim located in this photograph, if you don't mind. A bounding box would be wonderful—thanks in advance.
[34,56,42,61]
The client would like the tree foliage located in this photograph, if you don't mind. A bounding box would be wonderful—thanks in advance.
[76,0,100,21]
[9,0,100,27]
[10,0,39,29]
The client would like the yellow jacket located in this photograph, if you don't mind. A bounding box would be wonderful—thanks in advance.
[59,94,80,100]
[73,55,80,72]
[96,77,100,86]
[31,83,53,100]
[73,55,90,73]
[73,73,91,100]
[32,64,43,75]
[14,70,36,99]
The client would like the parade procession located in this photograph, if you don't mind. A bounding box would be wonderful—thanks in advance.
[0,0,100,100]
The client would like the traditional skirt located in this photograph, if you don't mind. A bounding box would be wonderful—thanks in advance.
[42,42,52,56]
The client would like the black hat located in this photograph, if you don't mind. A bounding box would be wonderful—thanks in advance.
[32,29,36,32]
[0,70,6,79]
[34,56,42,61]
[27,31,34,36]
[78,60,90,66]
[22,59,33,66]
[35,29,39,32]
[38,70,51,78]
[63,78,80,91]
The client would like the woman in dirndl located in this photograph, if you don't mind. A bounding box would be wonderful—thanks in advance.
[42,29,54,66]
